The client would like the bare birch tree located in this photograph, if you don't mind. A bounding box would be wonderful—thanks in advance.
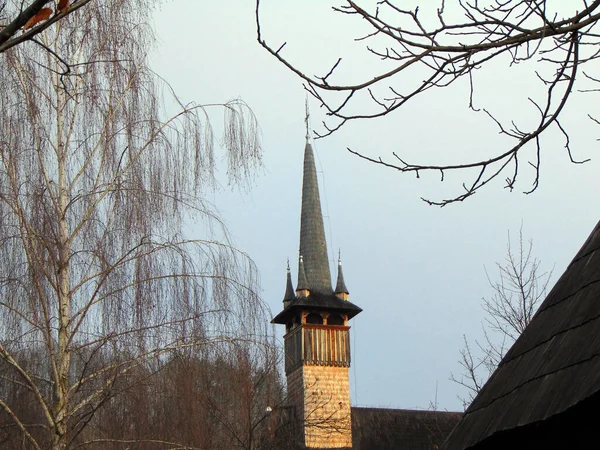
[0,2,266,449]
[256,0,600,205]
[451,229,552,408]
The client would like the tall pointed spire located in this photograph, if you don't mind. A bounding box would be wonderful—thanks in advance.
[299,107,333,294]
[273,123,362,449]
[271,117,362,327]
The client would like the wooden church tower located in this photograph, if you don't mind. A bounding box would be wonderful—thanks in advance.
[272,136,362,448]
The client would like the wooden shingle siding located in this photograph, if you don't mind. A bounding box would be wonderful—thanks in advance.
[301,365,353,448]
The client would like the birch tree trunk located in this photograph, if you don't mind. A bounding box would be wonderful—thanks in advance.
[0,2,266,448]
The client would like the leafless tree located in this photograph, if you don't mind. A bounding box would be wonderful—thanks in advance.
[184,337,284,450]
[256,0,600,205]
[451,228,552,408]
[77,335,284,450]
[0,1,266,449]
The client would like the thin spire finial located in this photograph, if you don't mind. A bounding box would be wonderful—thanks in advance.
[305,97,311,141]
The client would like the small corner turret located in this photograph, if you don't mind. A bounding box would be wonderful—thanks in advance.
[283,259,295,308]
[296,255,310,298]
[335,252,349,301]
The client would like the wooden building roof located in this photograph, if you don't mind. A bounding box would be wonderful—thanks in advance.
[267,406,461,449]
[274,138,362,324]
[352,407,462,450]
[441,219,600,449]
[299,140,332,294]
[272,291,362,324]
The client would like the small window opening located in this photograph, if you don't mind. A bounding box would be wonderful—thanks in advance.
[328,314,344,326]
[306,313,323,324]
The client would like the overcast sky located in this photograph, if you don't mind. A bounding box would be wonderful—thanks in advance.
[151,0,600,411]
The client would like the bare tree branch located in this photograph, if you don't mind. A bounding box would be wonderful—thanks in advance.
[0,0,95,54]
[0,2,270,449]
[257,0,600,205]
[451,227,552,408]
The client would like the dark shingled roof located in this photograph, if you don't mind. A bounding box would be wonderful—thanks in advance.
[352,407,462,450]
[274,138,361,325]
[299,141,332,294]
[267,406,461,450]
[441,219,600,450]
[272,291,362,324]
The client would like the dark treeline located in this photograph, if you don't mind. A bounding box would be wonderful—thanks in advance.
[0,340,285,449]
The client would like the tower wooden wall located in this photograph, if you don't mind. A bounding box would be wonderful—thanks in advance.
[274,138,361,449]
[284,313,353,448]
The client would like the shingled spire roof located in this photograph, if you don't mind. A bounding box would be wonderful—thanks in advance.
[272,133,362,325]
[298,139,332,294]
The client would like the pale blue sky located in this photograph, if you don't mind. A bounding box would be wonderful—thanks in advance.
[151,0,600,411]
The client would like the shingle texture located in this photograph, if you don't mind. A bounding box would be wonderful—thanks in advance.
[272,291,362,324]
[268,406,461,450]
[441,219,600,450]
[274,140,360,324]
[299,141,332,294]
[352,407,462,450]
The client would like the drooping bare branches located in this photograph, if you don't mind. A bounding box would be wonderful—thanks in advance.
[0,1,267,449]
[257,0,600,205]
